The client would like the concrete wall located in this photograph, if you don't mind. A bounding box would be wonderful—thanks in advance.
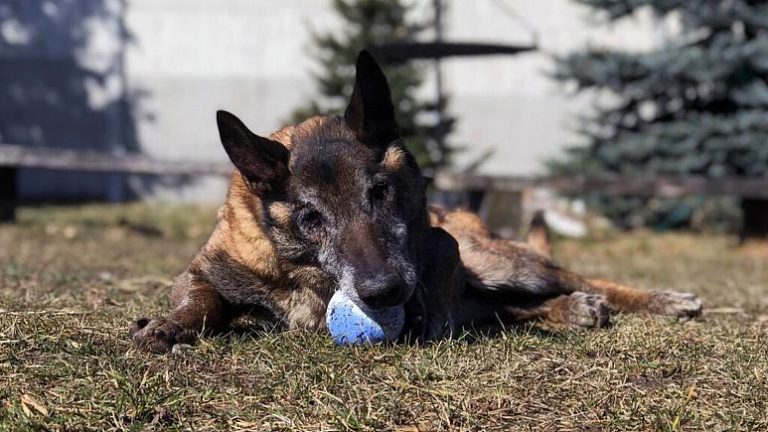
[124,0,338,202]
[440,0,660,175]
[1,0,662,202]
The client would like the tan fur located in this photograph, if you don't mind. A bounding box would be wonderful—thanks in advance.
[129,51,703,353]
[381,146,406,172]
[268,201,293,227]
[130,113,703,353]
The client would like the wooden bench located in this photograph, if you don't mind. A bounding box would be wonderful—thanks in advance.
[0,143,232,221]
[433,171,768,239]
[2,144,767,238]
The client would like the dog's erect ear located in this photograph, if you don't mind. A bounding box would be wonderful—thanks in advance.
[344,50,399,147]
[216,110,289,196]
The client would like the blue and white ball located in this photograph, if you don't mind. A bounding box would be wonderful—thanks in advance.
[325,289,405,346]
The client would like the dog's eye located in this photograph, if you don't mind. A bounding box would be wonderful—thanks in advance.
[369,180,391,202]
[299,208,323,232]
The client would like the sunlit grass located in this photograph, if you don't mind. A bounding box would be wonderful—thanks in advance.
[1,204,766,431]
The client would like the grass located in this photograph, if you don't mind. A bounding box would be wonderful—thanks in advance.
[1,203,767,431]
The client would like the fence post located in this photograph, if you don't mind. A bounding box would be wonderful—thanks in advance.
[741,198,768,240]
[481,189,523,239]
[0,167,17,222]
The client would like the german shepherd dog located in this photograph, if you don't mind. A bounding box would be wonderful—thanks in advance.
[130,51,702,353]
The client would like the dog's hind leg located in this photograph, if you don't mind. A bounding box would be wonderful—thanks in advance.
[461,236,702,319]
[463,241,701,319]
[433,207,701,322]
[521,216,702,318]
[129,272,230,353]
[428,212,610,329]
[455,290,611,330]
[581,279,702,318]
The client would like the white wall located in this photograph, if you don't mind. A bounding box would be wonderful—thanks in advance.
[4,0,661,202]
[440,0,660,175]
[124,0,339,201]
[122,0,660,199]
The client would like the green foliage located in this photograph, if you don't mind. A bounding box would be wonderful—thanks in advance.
[552,0,768,229]
[293,0,452,168]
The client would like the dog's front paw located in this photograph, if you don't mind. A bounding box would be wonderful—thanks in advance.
[129,316,197,354]
[556,292,612,328]
[647,291,703,318]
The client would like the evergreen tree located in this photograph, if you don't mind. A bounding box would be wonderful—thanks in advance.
[551,0,768,230]
[293,0,452,168]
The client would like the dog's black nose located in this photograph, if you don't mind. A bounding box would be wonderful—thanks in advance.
[358,273,407,309]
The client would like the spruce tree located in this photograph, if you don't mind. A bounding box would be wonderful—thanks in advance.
[551,0,768,231]
[293,0,451,168]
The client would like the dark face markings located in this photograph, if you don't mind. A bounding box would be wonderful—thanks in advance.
[259,117,425,309]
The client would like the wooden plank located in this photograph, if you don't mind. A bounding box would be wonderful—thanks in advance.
[0,144,232,176]
[741,198,768,239]
[433,171,768,200]
[2,144,766,199]
[544,176,768,199]
[433,171,531,191]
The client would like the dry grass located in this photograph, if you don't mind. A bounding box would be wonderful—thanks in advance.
[1,204,767,431]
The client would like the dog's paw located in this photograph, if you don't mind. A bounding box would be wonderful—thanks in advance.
[559,292,612,328]
[648,291,703,318]
[129,316,197,354]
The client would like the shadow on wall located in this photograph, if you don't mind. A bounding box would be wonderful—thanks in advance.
[0,0,151,202]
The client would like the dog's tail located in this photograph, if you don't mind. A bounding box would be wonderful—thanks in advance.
[526,210,552,259]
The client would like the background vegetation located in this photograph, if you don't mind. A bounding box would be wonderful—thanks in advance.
[551,0,768,231]
[292,0,454,169]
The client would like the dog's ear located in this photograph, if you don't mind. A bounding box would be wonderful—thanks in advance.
[344,50,399,147]
[216,110,289,196]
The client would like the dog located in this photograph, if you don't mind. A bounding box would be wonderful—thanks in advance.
[129,51,702,353]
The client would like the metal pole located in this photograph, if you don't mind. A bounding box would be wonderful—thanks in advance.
[433,0,447,165]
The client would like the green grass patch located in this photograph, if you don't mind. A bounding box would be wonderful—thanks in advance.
[1,204,767,431]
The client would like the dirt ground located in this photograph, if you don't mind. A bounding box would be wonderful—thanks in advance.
[1,204,766,431]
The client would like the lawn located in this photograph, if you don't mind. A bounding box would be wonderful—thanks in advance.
[1,204,766,431]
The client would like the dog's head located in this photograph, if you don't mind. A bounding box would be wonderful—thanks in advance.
[216,51,428,309]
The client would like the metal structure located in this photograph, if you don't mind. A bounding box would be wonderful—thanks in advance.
[366,0,537,164]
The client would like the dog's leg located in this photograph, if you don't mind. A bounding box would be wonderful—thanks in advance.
[582,279,702,318]
[406,227,464,341]
[517,264,703,319]
[509,292,611,328]
[434,207,702,321]
[441,211,610,330]
[456,291,611,329]
[456,234,702,319]
[520,266,703,318]
[129,273,229,353]
[522,214,702,317]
